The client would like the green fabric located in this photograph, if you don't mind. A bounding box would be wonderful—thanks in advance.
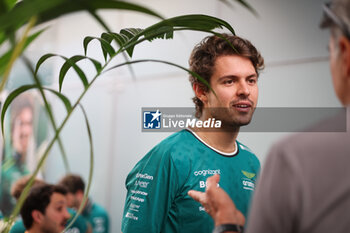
[9,218,25,233]
[9,208,88,233]
[82,200,109,233]
[122,129,260,233]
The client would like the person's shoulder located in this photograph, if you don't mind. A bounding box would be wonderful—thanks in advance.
[157,129,193,147]
[268,114,350,166]
[91,202,109,217]
[9,218,25,233]
[236,141,258,158]
[149,130,195,155]
[274,122,349,155]
[67,208,89,230]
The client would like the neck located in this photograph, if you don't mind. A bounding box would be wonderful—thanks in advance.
[192,116,239,153]
[27,225,42,233]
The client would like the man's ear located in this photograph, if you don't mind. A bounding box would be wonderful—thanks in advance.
[338,36,350,79]
[32,210,44,224]
[193,82,208,104]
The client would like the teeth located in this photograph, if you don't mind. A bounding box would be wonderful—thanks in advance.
[236,105,248,108]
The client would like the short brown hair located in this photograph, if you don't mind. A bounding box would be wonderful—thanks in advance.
[20,184,67,230]
[11,175,45,200]
[58,174,85,194]
[189,34,264,118]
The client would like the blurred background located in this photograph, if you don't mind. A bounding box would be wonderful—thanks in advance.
[5,0,336,232]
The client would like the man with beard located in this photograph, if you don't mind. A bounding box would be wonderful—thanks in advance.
[122,34,265,233]
[188,1,350,233]
[20,184,71,233]
[10,176,91,233]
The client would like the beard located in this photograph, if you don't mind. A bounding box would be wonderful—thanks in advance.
[41,223,61,233]
[209,106,255,130]
[41,216,66,233]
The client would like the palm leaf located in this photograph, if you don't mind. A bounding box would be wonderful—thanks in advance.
[59,55,102,92]
[1,84,72,136]
[0,0,163,32]
[35,54,101,92]
[83,36,116,61]
[0,27,46,77]
[64,104,94,230]
[100,14,235,58]
[23,56,71,172]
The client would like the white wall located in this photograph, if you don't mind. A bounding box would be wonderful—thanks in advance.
[24,0,340,232]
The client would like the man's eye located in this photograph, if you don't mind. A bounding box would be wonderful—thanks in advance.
[223,80,233,85]
[248,78,257,84]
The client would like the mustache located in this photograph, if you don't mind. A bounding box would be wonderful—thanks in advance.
[230,98,254,106]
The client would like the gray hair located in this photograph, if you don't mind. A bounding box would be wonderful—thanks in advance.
[320,0,350,39]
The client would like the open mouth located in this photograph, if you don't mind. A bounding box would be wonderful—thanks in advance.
[232,103,252,112]
[61,220,68,229]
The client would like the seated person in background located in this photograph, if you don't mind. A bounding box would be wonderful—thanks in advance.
[11,175,45,200]
[10,175,91,233]
[59,174,109,233]
[20,184,71,233]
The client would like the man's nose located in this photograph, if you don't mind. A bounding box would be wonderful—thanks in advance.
[64,208,71,220]
[236,80,250,97]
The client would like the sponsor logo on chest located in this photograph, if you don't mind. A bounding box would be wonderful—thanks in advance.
[241,170,256,191]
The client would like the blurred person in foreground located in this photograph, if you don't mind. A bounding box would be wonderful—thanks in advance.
[188,0,350,232]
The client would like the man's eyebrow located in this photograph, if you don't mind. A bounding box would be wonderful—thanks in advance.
[53,200,66,205]
[218,73,257,80]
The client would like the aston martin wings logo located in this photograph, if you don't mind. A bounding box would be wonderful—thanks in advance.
[241,170,256,179]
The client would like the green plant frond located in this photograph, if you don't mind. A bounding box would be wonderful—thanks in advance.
[118,29,143,57]
[234,0,258,16]
[0,0,17,14]
[0,0,64,32]
[100,33,114,61]
[145,14,235,34]
[113,14,235,58]
[0,0,163,33]
[144,26,173,41]
[0,31,5,45]
[86,0,163,20]
[34,53,59,74]
[218,0,258,16]
[0,0,7,14]
[35,53,100,92]
[83,36,115,60]
[22,56,70,172]
[59,56,87,92]
[59,55,102,92]
[0,27,46,77]
[5,0,17,10]
[35,53,87,92]
[0,84,72,136]
[64,103,94,231]
[0,16,37,92]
